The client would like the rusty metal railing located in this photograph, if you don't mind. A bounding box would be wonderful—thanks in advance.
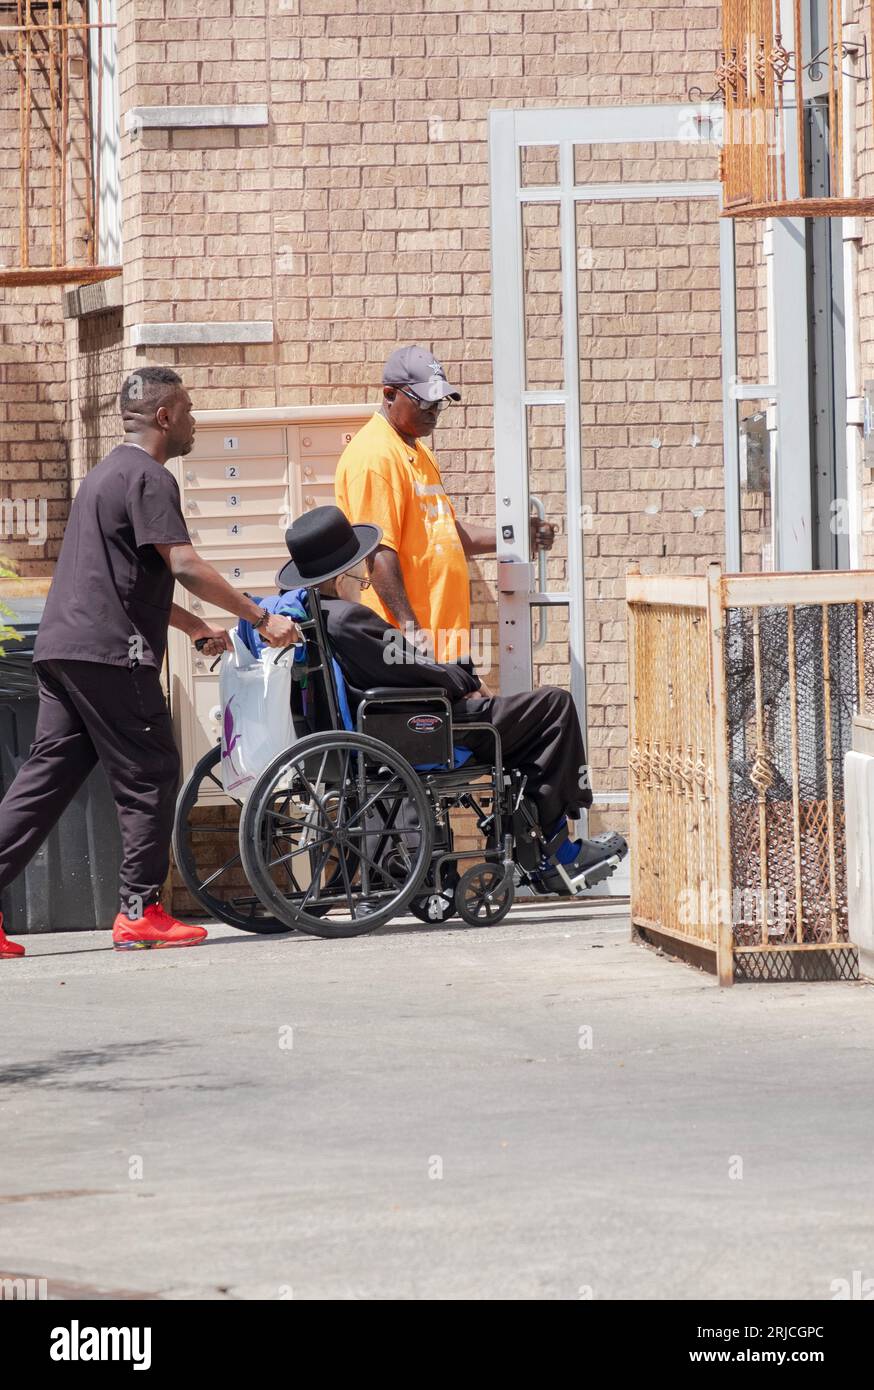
[628,563,872,984]
[717,0,874,218]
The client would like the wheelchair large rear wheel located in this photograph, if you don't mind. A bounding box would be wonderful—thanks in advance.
[239,732,433,938]
[172,745,292,933]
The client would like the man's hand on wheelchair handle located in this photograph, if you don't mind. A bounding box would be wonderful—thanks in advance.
[259,611,303,648]
[255,611,302,647]
[191,624,233,657]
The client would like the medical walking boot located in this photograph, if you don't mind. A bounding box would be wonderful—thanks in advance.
[0,912,25,958]
[112,902,208,950]
[539,832,628,896]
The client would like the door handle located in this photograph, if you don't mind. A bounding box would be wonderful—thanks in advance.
[530,494,548,651]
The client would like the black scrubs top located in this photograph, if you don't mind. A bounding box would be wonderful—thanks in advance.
[34,444,192,671]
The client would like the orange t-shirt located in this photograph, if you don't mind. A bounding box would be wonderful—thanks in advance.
[334,411,471,662]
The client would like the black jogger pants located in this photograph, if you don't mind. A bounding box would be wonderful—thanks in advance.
[0,659,180,916]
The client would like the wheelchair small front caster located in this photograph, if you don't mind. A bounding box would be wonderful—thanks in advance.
[455,863,515,928]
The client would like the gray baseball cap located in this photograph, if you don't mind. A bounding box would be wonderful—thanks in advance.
[382,345,461,403]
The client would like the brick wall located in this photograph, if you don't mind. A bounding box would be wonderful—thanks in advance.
[107,0,723,807]
[67,310,126,485]
[0,283,69,575]
[7,0,730,804]
[9,0,874,907]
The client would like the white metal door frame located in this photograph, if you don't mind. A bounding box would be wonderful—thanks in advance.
[489,103,738,737]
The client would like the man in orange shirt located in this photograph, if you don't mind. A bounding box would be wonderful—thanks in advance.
[335,346,553,678]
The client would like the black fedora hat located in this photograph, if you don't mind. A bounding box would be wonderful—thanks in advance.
[277,505,382,589]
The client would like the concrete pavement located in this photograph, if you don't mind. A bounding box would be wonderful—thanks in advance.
[1,900,872,1300]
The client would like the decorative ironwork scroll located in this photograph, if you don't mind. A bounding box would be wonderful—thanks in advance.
[717,0,874,218]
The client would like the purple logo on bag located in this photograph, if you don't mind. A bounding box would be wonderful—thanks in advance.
[222,699,245,779]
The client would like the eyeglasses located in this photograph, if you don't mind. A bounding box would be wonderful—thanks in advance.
[345,562,371,591]
[396,387,454,414]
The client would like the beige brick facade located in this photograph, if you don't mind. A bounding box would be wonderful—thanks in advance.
[5,0,867,811]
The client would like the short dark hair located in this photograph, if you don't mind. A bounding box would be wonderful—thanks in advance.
[119,366,183,415]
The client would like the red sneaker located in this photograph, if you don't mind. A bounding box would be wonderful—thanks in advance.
[0,912,25,959]
[112,903,208,950]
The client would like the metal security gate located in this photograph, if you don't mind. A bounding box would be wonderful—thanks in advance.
[627,563,866,985]
[486,101,733,739]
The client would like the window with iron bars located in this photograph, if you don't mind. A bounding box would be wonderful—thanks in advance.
[0,0,121,285]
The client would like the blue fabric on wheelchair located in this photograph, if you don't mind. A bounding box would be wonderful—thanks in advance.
[237,589,474,771]
[328,643,355,733]
[237,589,353,729]
[236,590,310,663]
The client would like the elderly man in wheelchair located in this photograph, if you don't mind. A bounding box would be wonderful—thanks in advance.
[173,505,627,939]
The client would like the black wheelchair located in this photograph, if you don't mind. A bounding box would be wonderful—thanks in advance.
[172,590,583,939]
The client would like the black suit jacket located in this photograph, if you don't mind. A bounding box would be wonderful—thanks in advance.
[319,597,480,711]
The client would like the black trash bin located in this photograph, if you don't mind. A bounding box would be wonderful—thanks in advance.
[0,596,123,934]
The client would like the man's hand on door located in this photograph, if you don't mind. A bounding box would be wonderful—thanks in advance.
[530,516,556,553]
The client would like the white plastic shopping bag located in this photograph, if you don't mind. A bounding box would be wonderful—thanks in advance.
[219,630,296,800]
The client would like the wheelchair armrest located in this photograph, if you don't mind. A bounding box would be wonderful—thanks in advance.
[361,687,449,703]
[357,688,452,730]
[447,719,506,794]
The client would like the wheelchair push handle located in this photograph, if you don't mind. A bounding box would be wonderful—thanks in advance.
[191,636,298,678]
[192,635,222,674]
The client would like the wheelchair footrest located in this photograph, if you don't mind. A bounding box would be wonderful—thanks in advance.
[551,853,624,894]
